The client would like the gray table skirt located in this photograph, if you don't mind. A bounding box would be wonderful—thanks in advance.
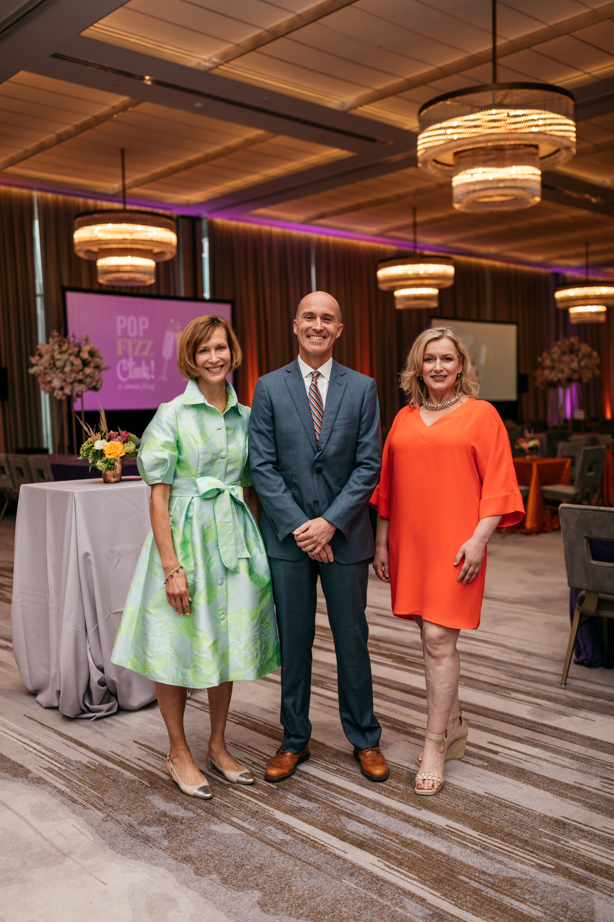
[11,480,156,718]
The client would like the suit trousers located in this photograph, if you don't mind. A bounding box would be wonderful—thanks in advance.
[269,555,382,753]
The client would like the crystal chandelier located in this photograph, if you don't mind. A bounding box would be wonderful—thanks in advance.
[73,150,176,286]
[567,306,607,325]
[377,209,454,309]
[555,244,614,324]
[417,2,576,213]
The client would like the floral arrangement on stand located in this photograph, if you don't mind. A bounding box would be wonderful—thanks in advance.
[515,437,540,457]
[79,408,139,484]
[29,330,106,399]
[534,337,601,425]
[29,331,108,453]
[534,337,600,388]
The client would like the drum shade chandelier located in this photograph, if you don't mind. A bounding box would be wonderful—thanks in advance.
[73,150,176,286]
[417,2,576,213]
[377,209,454,310]
[555,244,613,324]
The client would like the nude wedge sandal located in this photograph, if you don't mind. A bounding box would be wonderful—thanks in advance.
[445,709,468,761]
[414,729,446,796]
[416,709,469,766]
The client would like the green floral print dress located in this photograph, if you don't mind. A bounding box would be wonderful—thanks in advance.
[111,379,280,688]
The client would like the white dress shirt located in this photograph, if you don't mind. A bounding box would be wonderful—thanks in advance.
[298,355,333,408]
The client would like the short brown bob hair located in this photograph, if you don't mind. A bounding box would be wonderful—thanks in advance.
[400,326,480,406]
[177,315,242,379]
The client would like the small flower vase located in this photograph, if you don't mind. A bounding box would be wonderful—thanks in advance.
[102,459,123,483]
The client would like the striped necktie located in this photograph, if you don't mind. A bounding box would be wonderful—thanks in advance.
[308,371,324,442]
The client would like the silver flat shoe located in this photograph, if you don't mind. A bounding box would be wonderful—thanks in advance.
[207,754,255,785]
[167,756,213,799]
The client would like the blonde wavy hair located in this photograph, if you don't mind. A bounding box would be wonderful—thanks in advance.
[400,326,480,406]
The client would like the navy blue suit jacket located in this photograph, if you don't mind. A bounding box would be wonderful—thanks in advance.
[248,358,382,563]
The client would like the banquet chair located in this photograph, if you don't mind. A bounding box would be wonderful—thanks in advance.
[543,446,607,507]
[556,439,582,475]
[28,455,54,483]
[8,455,32,489]
[0,455,16,525]
[545,429,569,457]
[560,505,614,685]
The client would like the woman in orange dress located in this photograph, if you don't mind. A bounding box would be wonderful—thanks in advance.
[371,327,524,796]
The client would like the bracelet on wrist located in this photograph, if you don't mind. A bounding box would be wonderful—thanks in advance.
[164,565,183,584]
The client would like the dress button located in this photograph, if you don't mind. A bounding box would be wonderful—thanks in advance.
[220,452,226,459]
[315,467,322,473]
[313,500,319,506]
[218,578,223,586]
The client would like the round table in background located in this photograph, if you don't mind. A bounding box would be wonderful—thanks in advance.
[512,457,572,535]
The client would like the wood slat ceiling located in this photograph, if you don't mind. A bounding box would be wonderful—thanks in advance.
[0,72,348,203]
[1,0,614,274]
[251,162,614,271]
[85,0,614,128]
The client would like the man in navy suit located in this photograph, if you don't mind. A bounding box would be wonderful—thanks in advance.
[249,291,388,783]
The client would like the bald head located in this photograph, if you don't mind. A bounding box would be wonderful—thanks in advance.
[296,291,342,322]
[293,290,344,368]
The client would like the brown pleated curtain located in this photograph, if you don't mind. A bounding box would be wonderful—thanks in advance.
[209,220,312,403]
[0,187,40,452]
[210,219,614,432]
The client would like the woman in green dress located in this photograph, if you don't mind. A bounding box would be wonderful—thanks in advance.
[112,315,280,799]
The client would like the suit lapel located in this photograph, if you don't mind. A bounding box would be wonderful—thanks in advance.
[316,361,347,454]
[284,359,318,452]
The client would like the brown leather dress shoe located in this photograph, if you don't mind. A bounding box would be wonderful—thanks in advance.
[353,746,389,782]
[264,745,310,783]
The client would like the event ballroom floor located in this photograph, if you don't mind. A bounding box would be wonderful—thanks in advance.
[1,513,614,922]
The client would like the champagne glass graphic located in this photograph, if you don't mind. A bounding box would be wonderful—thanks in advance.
[160,319,182,380]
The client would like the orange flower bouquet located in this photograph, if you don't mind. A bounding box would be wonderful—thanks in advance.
[79,407,139,481]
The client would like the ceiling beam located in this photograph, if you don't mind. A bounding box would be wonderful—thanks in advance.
[575,74,614,120]
[41,40,404,153]
[202,150,418,217]
[340,1,614,113]
[0,96,141,172]
[542,171,614,218]
[0,0,137,84]
[574,137,614,158]
[0,0,49,37]
[105,130,275,195]
[306,181,448,223]
[85,0,358,72]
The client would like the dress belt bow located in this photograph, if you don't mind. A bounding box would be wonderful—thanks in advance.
[195,476,251,571]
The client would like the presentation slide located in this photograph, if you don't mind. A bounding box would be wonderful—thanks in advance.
[66,290,232,410]
[432,318,517,401]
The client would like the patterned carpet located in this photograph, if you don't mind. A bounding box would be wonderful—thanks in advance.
[1,512,614,922]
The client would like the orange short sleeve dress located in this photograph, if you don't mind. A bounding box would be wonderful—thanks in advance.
[370,399,525,630]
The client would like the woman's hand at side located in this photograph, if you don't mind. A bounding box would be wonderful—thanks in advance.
[372,514,391,583]
[454,515,502,585]
[165,567,192,616]
[150,483,192,616]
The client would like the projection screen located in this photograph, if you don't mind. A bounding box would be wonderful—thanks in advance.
[65,289,233,411]
[431,318,518,401]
